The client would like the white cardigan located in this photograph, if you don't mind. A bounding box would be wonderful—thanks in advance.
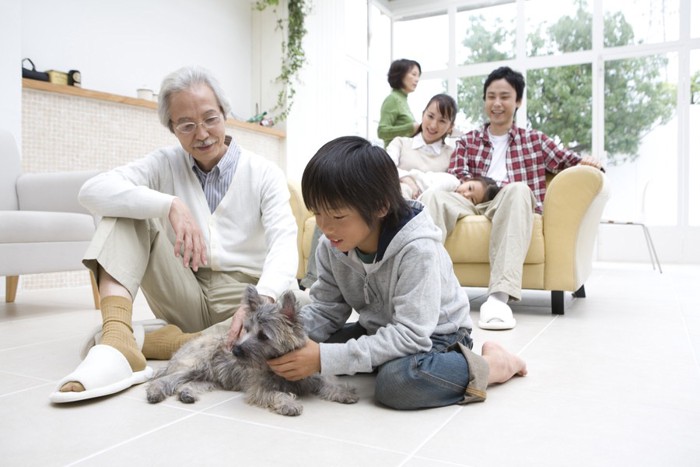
[385,136,459,194]
[79,143,298,299]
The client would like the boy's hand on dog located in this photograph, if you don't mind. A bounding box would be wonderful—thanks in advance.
[267,340,321,381]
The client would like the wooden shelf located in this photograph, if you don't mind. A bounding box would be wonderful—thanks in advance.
[22,78,285,138]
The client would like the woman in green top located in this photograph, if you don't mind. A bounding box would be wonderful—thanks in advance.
[377,59,421,147]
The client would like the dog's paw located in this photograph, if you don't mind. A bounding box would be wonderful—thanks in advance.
[274,402,303,416]
[338,388,359,404]
[146,392,166,404]
[178,389,198,404]
[333,385,359,404]
[319,382,360,404]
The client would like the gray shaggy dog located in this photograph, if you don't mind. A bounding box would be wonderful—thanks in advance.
[146,285,358,416]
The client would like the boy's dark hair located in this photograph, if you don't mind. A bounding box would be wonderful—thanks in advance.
[473,175,501,203]
[387,59,422,90]
[302,136,411,229]
[483,66,526,102]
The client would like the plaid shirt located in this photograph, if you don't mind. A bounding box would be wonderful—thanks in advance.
[448,123,582,212]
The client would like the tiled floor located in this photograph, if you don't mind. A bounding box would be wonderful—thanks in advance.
[1,262,699,467]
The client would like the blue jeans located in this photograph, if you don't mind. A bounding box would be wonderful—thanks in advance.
[327,324,478,410]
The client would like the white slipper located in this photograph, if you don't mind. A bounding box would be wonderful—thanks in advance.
[79,319,168,359]
[49,345,154,403]
[478,300,516,330]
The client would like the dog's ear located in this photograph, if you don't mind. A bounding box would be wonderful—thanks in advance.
[244,284,262,312]
[279,291,297,322]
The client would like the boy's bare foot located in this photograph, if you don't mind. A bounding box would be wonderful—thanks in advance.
[482,341,528,385]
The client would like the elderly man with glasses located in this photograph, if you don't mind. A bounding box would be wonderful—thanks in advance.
[50,66,299,403]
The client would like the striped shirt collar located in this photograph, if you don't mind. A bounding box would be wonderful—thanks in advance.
[190,135,240,212]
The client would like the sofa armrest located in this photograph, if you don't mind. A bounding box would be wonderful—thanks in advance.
[16,170,102,215]
[543,165,610,290]
[288,180,313,279]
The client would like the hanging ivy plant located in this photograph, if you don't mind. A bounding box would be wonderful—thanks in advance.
[254,0,310,122]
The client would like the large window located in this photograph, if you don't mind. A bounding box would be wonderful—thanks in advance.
[527,64,593,153]
[379,0,699,261]
[527,0,591,56]
[368,3,391,144]
[455,3,515,65]
[604,53,678,225]
[456,73,487,131]
[690,50,700,225]
[407,78,446,127]
[393,12,448,72]
[604,0,679,45]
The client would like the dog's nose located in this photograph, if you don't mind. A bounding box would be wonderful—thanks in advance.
[232,346,244,357]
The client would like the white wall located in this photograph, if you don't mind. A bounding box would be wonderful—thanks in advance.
[285,0,371,183]
[0,0,22,140]
[18,0,254,120]
[5,0,367,182]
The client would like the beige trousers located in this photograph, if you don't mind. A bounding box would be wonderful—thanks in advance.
[421,182,537,301]
[83,217,271,333]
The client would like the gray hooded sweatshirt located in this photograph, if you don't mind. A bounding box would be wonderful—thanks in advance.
[301,202,473,376]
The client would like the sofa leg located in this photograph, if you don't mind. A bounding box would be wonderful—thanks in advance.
[551,290,564,315]
[573,285,586,298]
[5,275,19,303]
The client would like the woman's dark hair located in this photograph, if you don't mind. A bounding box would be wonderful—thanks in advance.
[387,59,422,90]
[302,136,411,229]
[413,93,457,140]
[483,66,526,102]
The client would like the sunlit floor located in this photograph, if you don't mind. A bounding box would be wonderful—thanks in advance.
[1,262,699,467]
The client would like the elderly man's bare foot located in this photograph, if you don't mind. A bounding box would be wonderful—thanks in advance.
[482,341,527,385]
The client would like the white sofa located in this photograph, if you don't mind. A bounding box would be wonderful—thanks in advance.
[0,128,101,308]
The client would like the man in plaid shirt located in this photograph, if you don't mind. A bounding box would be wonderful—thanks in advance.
[422,66,603,331]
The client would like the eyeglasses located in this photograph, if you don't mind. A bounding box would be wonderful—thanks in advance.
[173,114,223,134]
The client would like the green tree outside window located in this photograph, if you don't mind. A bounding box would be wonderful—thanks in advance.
[456,3,676,166]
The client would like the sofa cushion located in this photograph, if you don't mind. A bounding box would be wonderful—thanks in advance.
[302,217,316,262]
[445,214,545,264]
[0,211,95,243]
[16,170,100,214]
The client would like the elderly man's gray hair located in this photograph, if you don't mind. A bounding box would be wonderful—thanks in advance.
[158,66,232,132]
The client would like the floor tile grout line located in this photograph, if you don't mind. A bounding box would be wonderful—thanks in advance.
[197,409,413,456]
[0,368,54,383]
[397,405,464,466]
[121,391,243,410]
[517,315,559,355]
[63,396,240,466]
[408,455,478,467]
[679,308,700,374]
[64,415,201,466]
[666,281,700,373]
[117,387,422,455]
[0,336,89,352]
[0,381,54,400]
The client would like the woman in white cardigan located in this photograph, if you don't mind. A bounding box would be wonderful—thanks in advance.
[385,93,459,200]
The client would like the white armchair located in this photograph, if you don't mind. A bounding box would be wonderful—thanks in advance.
[0,128,100,308]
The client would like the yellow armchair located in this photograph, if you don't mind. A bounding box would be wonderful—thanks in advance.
[288,165,610,314]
